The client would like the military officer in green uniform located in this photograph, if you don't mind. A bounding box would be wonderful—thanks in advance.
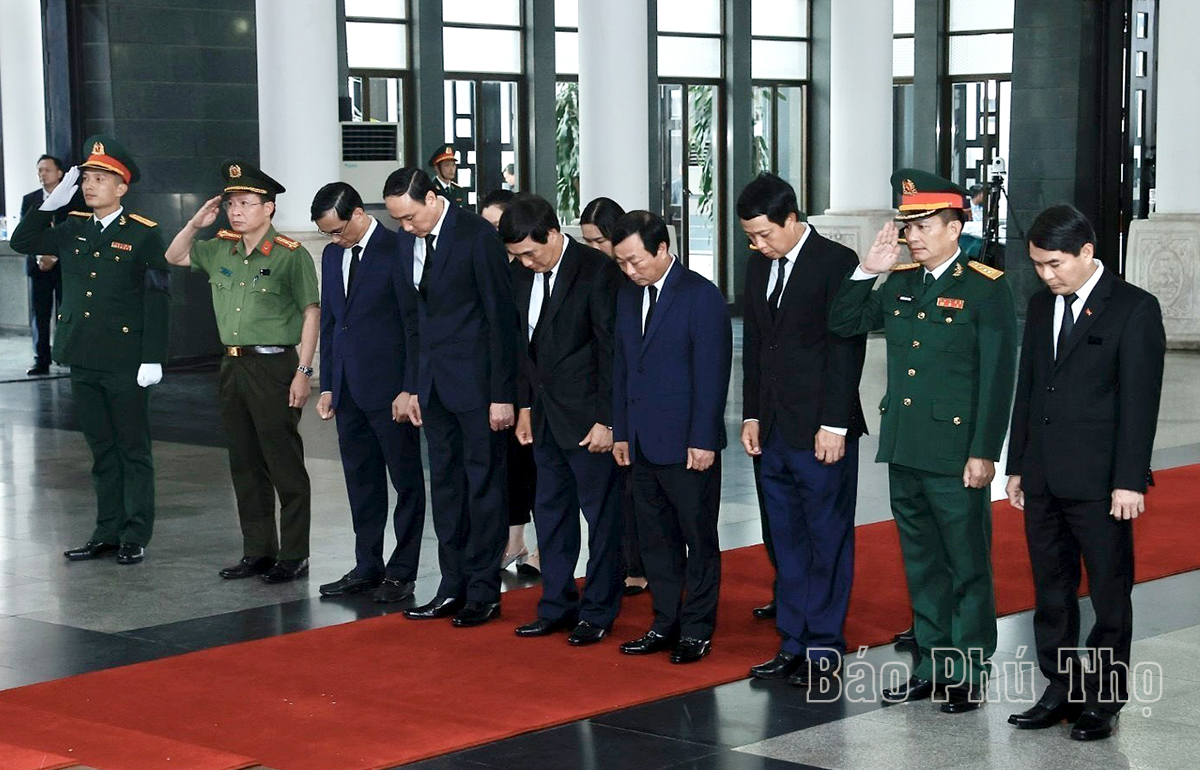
[429,145,469,208]
[164,162,320,584]
[10,136,170,566]
[829,169,1017,711]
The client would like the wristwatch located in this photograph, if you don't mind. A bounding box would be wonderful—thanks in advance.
[297,365,314,377]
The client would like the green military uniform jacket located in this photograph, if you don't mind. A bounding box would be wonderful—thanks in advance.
[829,251,1018,476]
[433,178,468,209]
[11,207,170,371]
[188,226,319,346]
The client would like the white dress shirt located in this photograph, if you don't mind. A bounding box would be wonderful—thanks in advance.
[93,206,124,232]
[643,256,676,333]
[412,196,450,288]
[528,235,569,341]
[764,224,813,300]
[342,216,379,293]
[1053,260,1104,358]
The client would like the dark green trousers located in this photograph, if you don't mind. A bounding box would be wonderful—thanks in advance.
[888,464,996,687]
[70,365,155,546]
[218,350,311,560]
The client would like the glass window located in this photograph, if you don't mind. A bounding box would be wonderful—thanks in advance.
[893,0,914,35]
[752,40,808,80]
[658,36,721,78]
[444,27,522,73]
[948,0,1014,32]
[892,37,914,79]
[347,21,408,70]
[345,0,406,19]
[556,31,579,75]
[751,0,807,37]
[443,0,520,26]
[555,0,578,29]
[658,0,721,34]
[948,33,1013,75]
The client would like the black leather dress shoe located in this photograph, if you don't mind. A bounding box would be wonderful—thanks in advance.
[319,572,380,596]
[26,365,50,376]
[882,676,935,704]
[373,578,415,603]
[670,637,712,664]
[1008,699,1084,729]
[1070,709,1119,741]
[620,629,678,655]
[404,596,464,619]
[452,600,501,627]
[64,541,118,560]
[893,627,917,648]
[261,558,309,583]
[116,543,145,564]
[787,659,843,687]
[749,651,803,680]
[623,583,647,597]
[752,601,777,620]
[941,685,985,713]
[515,616,575,637]
[219,556,275,579]
[567,620,609,646]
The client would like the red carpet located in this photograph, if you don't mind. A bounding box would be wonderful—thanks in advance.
[1,464,1199,770]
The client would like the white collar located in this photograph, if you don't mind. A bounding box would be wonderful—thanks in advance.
[1068,260,1105,305]
[350,216,378,252]
[93,206,124,229]
[652,255,676,293]
[924,249,962,281]
[429,196,450,240]
[781,223,812,263]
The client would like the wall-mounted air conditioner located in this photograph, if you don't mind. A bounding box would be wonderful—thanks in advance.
[340,122,401,204]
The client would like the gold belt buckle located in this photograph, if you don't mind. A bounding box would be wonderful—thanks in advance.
[227,345,244,357]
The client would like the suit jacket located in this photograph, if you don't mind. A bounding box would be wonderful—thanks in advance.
[319,222,419,411]
[743,227,867,449]
[19,188,82,277]
[1006,267,1165,499]
[513,237,617,448]
[612,260,732,465]
[399,202,518,413]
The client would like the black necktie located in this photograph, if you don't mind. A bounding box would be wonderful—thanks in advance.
[93,218,104,237]
[643,285,658,338]
[419,234,436,293]
[530,269,553,358]
[347,245,361,293]
[768,257,788,319]
[923,271,935,290]
[1057,292,1078,360]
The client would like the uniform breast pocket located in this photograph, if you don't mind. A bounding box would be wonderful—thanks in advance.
[209,275,233,292]
[253,278,290,310]
[884,305,914,346]
[927,308,974,351]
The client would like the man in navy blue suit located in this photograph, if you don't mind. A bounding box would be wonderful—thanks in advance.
[736,174,868,686]
[610,211,732,664]
[384,167,519,628]
[310,182,426,604]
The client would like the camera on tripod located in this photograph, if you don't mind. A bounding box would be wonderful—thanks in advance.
[978,157,1008,269]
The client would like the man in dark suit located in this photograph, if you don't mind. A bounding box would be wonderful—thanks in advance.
[610,211,732,664]
[736,174,868,685]
[19,154,74,376]
[501,194,623,646]
[310,182,426,604]
[1005,205,1165,741]
[383,167,519,628]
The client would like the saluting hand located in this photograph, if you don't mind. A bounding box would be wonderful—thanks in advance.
[861,222,902,275]
[189,195,223,230]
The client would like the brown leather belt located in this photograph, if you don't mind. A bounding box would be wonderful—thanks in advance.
[225,345,287,357]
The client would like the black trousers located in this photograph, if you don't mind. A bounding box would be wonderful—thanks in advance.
[218,350,311,560]
[753,454,776,591]
[532,432,623,627]
[334,379,426,581]
[29,269,61,366]
[631,452,723,639]
[618,466,644,579]
[506,428,535,527]
[423,384,508,602]
[1024,494,1134,712]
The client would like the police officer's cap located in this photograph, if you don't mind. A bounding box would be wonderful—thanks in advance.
[220,160,286,198]
[891,168,971,222]
[429,145,457,167]
[79,135,140,184]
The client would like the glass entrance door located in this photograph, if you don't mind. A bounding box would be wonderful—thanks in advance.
[659,83,720,282]
[444,78,521,209]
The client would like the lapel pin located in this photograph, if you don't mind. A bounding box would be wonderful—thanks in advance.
[1085,308,1093,316]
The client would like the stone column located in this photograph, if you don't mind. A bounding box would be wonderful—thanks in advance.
[578,0,652,211]
[256,0,340,236]
[0,0,46,225]
[1127,0,1200,347]
[807,0,895,258]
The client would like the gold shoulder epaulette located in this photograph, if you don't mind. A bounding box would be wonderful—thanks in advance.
[891,262,921,271]
[216,229,241,242]
[273,234,300,250]
[968,260,1004,280]
[68,211,91,217]
[128,213,157,227]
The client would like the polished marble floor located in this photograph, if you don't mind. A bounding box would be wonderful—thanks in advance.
[2,327,1200,769]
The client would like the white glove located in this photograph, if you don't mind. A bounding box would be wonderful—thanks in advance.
[40,166,80,211]
[137,363,163,388]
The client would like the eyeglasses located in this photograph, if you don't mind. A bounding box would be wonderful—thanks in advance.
[318,222,350,237]
[222,200,265,212]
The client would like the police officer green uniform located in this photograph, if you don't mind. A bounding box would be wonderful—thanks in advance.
[829,169,1017,706]
[429,145,469,208]
[10,136,170,564]
[167,162,320,583]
